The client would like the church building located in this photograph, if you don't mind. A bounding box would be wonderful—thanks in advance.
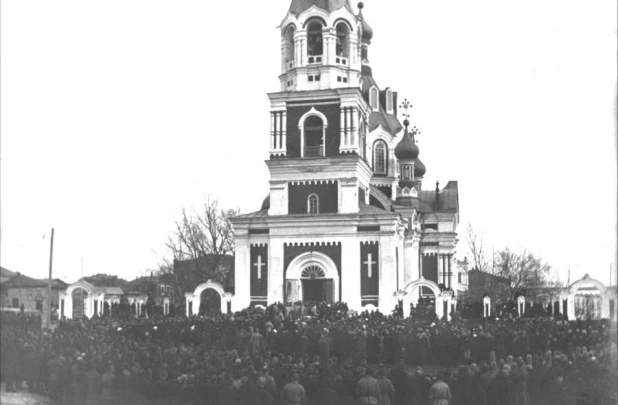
[231,0,460,318]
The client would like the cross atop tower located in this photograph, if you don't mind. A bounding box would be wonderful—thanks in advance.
[400,98,412,121]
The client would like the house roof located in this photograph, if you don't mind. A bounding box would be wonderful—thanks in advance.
[1,266,17,279]
[2,274,68,289]
[361,73,402,135]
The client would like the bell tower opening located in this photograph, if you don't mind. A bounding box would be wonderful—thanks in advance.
[336,22,350,64]
[283,25,296,70]
[307,21,324,63]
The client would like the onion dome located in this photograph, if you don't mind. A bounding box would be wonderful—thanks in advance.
[358,2,373,43]
[289,0,354,16]
[414,158,426,177]
[394,120,420,160]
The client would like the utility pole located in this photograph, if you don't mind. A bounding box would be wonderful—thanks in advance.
[44,228,55,329]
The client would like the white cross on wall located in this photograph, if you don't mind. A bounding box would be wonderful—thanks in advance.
[364,253,376,278]
[254,255,265,279]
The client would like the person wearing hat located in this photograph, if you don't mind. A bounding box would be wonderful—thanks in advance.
[356,367,381,405]
[429,372,452,405]
[376,368,395,405]
[280,372,306,405]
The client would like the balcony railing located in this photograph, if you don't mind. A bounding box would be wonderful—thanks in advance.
[307,55,323,64]
[304,146,324,158]
[335,56,348,66]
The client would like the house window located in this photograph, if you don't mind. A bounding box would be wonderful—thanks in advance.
[36,288,42,297]
[373,141,387,174]
[458,273,462,283]
[337,76,342,82]
[12,298,19,308]
[308,75,321,82]
[308,194,319,214]
[160,285,170,295]
[370,88,378,109]
[28,290,33,298]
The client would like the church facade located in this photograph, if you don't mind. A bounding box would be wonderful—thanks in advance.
[230,0,460,318]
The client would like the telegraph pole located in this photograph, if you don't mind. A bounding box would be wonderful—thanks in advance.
[45,228,55,329]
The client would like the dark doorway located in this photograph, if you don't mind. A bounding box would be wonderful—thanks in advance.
[199,289,221,317]
[303,279,334,306]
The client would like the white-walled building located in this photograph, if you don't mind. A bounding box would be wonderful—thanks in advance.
[228,0,460,318]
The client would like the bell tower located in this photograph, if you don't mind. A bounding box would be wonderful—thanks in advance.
[267,0,376,216]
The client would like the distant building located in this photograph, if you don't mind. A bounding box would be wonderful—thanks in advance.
[1,274,68,311]
[466,269,511,302]
[0,266,18,307]
[173,254,234,295]
[127,272,177,306]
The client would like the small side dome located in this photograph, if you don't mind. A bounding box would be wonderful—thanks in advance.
[358,2,373,43]
[414,159,426,177]
[395,127,419,160]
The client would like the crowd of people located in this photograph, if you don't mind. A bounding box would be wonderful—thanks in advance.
[1,302,617,404]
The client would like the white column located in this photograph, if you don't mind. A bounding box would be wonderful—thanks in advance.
[351,108,358,148]
[402,297,411,318]
[435,297,444,320]
[568,294,576,320]
[340,108,346,149]
[281,111,287,153]
[234,239,251,311]
[270,112,276,151]
[268,241,284,305]
[342,240,361,311]
[194,294,200,316]
[185,298,190,317]
[483,296,491,318]
[379,237,397,313]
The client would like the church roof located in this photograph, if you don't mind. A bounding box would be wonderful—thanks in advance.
[417,181,459,214]
[288,0,354,16]
[361,74,402,135]
[235,209,269,220]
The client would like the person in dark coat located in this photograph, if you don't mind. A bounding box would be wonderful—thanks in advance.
[389,360,409,405]
[486,365,512,405]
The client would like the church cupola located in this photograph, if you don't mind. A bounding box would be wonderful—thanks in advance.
[358,2,373,72]
[279,0,362,92]
[396,99,426,196]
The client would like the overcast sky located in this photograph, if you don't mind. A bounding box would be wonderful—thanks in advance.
[1,0,616,286]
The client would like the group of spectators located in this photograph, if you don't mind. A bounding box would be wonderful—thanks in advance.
[1,303,617,404]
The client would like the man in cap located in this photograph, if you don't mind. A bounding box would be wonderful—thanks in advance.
[356,367,381,405]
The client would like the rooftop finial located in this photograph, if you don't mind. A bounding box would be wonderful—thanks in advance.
[400,98,412,128]
[358,2,364,10]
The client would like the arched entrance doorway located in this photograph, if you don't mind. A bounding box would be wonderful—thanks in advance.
[199,289,221,316]
[285,252,339,306]
[403,278,443,320]
[570,275,608,320]
[188,281,228,316]
[72,287,90,319]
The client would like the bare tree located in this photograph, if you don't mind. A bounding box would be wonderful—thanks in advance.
[494,248,552,300]
[159,197,239,296]
[465,223,489,273]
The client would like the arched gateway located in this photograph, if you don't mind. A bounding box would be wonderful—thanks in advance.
[400,278,454,320]
[185,280,233,316]
[285,252,340,305]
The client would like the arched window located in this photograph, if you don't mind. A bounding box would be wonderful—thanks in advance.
[402,165,411,180]
[303,115,324,157]
[307,21,323,57]
[308,194,319,214]
[283,25,296,68]
[386,89,393,112]
[370,88,378,109]
[336,22,350,59]
[373,141,387,175]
